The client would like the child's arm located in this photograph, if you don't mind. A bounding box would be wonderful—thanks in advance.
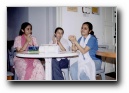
[57,41,66,51]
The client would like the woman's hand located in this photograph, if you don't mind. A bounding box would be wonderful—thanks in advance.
[68,35,78,51]
[26,34,31,42]
[18,34,32,52]
[68,35,76,43]
[25,34,33,45]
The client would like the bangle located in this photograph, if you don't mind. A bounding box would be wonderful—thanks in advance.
[20,48,25,51]
[72,42,75,45]
[26,42,29,45]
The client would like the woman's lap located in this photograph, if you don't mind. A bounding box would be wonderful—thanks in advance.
[70,60,102,80]
[94,60,102,71]
[14,57,44,80]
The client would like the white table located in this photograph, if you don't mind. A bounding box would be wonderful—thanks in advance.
[16,51,78,80]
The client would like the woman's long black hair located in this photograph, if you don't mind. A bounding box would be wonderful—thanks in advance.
[19,22,32,36]
[82,22,97,38]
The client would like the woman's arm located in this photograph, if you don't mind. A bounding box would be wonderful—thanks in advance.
[69,35,90,54]
[17,42,29,52]
[74,41,90,54]
[71,43,78,51]
[13,36,27,52]
[69,35,78,51]
[15,35,33,52]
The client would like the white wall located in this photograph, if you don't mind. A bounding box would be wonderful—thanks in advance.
[7,7,56,45]
[28,7,56,45]
[60,7,104,46]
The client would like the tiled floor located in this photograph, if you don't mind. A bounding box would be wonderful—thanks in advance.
[105,75,116,80]
[96,75,116,80]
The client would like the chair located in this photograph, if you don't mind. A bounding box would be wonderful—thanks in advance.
[7,40,18,80]
[61,68,69,80]
[95,55,106,80]
[7,71,14,80]
[61,59,70,80]
[96,45,109,80]
[96,68,105,80]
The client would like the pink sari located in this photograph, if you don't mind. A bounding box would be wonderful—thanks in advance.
[21,35,34,80]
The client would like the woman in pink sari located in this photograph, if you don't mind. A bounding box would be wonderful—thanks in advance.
[13,22,45,80]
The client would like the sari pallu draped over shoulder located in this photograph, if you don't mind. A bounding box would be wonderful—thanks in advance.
[21,35,34,80]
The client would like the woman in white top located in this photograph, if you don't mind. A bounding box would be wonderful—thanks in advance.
[50,27,69,80]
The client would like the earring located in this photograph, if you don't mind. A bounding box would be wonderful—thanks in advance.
[22,29,24,32]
